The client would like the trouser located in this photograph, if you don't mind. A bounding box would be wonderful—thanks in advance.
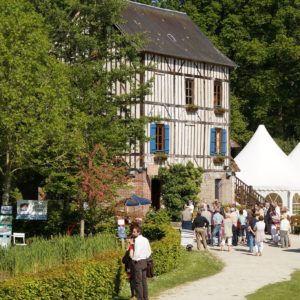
[130,277,135,297]
[195,227,207,250]
[239,225,246,243]
[248,234,254,253]
[133,259,148,300]
[221,237,232,246]
[182,220,192,230]
[206,225,212,243]
[232,225,238,246]
[255,241,264,253]
[211,224,221,246]
[280,230,289,248]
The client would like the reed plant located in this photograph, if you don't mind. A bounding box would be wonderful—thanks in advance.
[0,233,116,279]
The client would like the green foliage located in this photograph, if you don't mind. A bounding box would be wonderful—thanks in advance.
[142,223,166,242]
[230,94,252,145]
[0,0,85,204]
[186,0,300,146]
[31,0,152,156]
[0,234,116,279]
[157,161,203,221]
[247,270,300,300]
[0,225,181,299]
[143,224,182,276]
[0,250,125,300]
[145,209,171,225]
[274,137,298,155]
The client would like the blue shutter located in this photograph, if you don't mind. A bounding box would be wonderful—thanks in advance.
[222,129,227,156]
[210,128,216,156]
[164,124,170,154]
[150,123,156,153]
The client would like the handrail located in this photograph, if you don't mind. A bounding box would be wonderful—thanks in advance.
[235,176,265,207]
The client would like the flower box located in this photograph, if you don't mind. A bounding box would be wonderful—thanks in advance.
[154,153,168,164]
[213,155,225,164]
[185,104,199,113]
[214,106,225,115]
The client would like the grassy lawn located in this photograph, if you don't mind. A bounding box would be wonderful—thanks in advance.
[117,249,224,299]
[247,270,300,300]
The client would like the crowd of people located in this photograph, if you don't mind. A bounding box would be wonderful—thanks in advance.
[181,200,292,255]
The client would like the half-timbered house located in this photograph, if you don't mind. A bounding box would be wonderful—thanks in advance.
[116,1,237,206]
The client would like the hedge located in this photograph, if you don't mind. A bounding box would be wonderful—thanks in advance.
[0,225,181,299]
[0,250,125,300]
[143,224,182,276]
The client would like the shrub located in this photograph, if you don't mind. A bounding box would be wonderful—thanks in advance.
[0,250,125,300]
[0,225,181,298]
[143,224,181,276]
[157,162,203,221]
[145,209,171,225]
[294,226,300,234]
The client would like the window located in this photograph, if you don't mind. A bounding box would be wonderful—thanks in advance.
[210,128,227,156]
[150,123,170,154]
[215,128,223,154]
[265,193,283,207]
[156,124,165,152]
[214,80,222,108]
[293,193,300,215]
[215,179,221,200]
[185,78,194,105]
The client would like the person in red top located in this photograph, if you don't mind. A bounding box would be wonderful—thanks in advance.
[122,240,135,299]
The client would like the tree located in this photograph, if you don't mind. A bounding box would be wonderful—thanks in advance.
[31,0,152,156]
[0,0,84,204]
[183,0,300,149]
[157,162,203,221]
[76,144,128,237]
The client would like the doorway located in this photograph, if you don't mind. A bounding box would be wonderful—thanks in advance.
[151,179,161,210]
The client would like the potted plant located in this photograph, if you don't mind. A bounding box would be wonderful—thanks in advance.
[185,104,199,113]
[214,105,226,115]
[213,154,225,164]
[154,153,168,164]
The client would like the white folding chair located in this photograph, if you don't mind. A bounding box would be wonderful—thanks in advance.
[12,233,26,246]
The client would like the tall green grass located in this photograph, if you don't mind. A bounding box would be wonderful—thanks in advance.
[0,234,116,279]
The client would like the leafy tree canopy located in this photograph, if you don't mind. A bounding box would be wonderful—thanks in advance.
[0,0,85,204]
[157,162,203,221]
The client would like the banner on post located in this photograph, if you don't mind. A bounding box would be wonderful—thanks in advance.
[16,200,48,220]
[0,206,12,215]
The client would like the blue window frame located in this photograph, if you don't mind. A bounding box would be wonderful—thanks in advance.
[150,123,170,154]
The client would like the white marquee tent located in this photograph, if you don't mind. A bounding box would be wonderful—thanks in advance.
[289,143,300,214]
[289,143,300,170]
[235,125,300,212]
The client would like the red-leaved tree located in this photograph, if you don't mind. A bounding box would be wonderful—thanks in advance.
[77,144,128,237]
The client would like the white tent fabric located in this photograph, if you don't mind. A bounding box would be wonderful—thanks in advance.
[289,143,300,171]
[235,125,300,190]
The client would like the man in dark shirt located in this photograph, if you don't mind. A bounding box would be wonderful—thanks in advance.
[192,211,209,250]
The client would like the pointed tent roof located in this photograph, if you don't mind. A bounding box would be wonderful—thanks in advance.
[235,125,300,190]
[289,143,300,170]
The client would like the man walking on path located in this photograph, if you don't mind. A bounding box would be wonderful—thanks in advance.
[193,211,209,250]
[181,205,193,230]
[211,210,224,246]
[131,225,151,300]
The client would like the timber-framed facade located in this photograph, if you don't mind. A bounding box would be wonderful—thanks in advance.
[116,1,237,206]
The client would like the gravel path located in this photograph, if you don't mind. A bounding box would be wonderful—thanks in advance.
[157,234,300,300]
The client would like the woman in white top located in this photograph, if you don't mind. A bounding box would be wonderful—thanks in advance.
[254,215,265,256]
